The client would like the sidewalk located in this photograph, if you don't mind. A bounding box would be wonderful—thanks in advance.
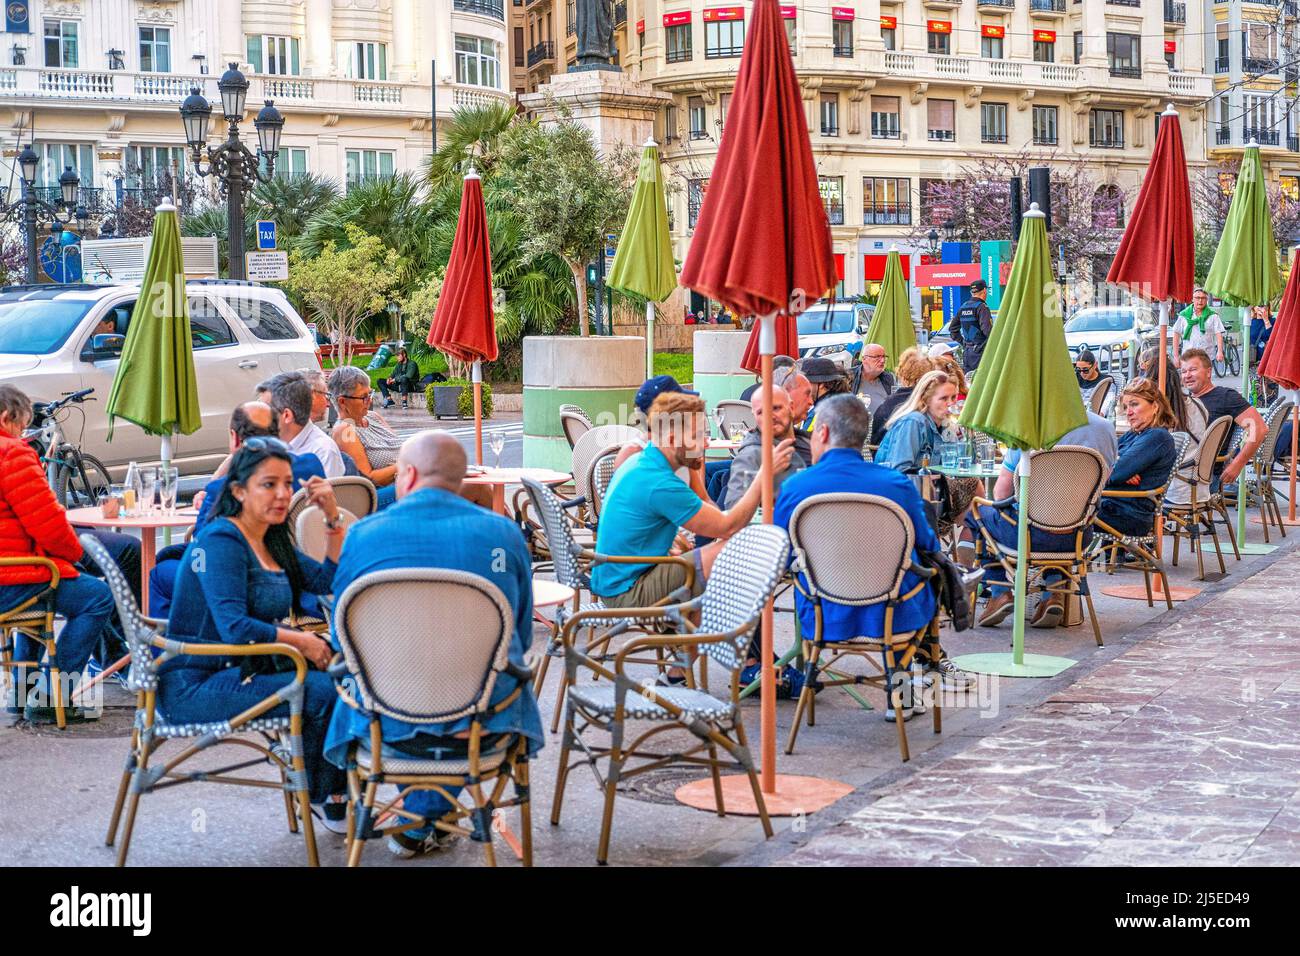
[743,549,1300,867]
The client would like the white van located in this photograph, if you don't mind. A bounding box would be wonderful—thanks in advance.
[0,281,320,477]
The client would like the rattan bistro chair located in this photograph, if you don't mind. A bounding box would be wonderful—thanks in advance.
[1092,434,1190,611]
[714,399,757,436]
[551,524,790,865]
[0,556,68,729]
[1164,415,1239,580]
[1088,377,1114,416]
[79,535,320,867]
[970,446,1108,645]
[287,476,377,548]
[331,568,534,867]
[587,447,622,522]
[1221,399,1293,544]
[783,493,942,762]
[560,404,594,450]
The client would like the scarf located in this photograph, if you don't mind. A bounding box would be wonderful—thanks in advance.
[1184,307,1210,337]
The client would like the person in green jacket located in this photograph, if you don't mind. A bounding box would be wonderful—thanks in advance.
[378,348,423,409]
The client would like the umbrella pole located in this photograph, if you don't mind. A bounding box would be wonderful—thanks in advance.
[645,301,655,380]
[1012,453,1031,668]
[1291,400,1299,521]
[1238,308,1251,544]
[1155,302,1168,592]
[472,359,483,467]
[161,431,173,547]
[758,312,776,795]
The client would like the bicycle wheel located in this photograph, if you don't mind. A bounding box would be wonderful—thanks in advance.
[57,454,113,509]
[1228,343,1242,378]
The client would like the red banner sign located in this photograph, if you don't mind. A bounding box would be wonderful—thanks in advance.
[981,25,1005,39]
[914,263,982,288]
[780,5,796,18]
[637,18,645,34]
[864,254,910,282]
[833,7,855,21]
[880,15,896,29]
[927,20,952,34]
[1033,30,1056,43]
[1164,40,1176,53]
[663,11,691,27]
[703,7,744,21]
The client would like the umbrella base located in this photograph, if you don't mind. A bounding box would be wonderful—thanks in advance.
[674,773,852,817]
[1100,583,1200,602]
[1253,516,1300,527]
[1201,541,1276,555]
[949,652,1075,679]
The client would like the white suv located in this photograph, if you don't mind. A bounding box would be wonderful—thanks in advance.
[0,281,320,477]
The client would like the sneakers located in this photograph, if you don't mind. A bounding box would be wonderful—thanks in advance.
[401,399,409,409]
[22,703,99,724]
[930,656,976,691]
[1031,594,1065,629]
[884,701,917,723]
[311,798,349,836]
[383,398,396,409]
[387,828,458,858]
[978,591,1015,627]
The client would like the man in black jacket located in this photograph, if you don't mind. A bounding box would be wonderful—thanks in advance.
[955,279,993,374]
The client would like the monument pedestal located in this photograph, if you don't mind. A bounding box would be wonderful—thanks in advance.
[519,69,672,154]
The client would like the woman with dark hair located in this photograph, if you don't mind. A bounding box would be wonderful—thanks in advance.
[162,440,349,830]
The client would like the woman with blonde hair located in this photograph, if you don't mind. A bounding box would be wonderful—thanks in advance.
[871,346,935,442]
[932,353,968,400]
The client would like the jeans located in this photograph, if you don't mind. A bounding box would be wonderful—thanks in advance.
[377,379,420,403]
[158,666,346,803]
[968,504,1090,596]
[0,574,114,709]
[80,530,142,605]
[149,544,186,618]
[383,733,515,837]
[376,485,397,510]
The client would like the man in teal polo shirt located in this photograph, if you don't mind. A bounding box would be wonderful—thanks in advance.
[593,391,794,609]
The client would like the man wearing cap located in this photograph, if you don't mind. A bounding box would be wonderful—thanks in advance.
[798,356,852,432]
[955,279,993,374]
[612,375,718,504]
[856,343,895,413]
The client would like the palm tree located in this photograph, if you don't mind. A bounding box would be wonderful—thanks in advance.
[424,102,518,192]
[249,173,340,252]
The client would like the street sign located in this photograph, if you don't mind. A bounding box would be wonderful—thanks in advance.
[256,220,277,250]
[245,250,289,281]
[604,231,617,268]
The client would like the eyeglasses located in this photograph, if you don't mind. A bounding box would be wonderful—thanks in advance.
[343,390,372,402]
[242,437,289,453]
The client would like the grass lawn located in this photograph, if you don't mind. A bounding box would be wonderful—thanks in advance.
[322,352,449,387]
[653,352,694,385]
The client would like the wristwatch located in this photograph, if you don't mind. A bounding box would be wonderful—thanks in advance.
[323,513,343,531]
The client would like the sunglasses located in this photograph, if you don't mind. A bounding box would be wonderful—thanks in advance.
[242,437,290,453]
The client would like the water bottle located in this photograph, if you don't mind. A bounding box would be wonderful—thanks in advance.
[123,461,141,517]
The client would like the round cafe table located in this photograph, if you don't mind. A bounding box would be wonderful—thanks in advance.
[462,466,571,515]
[65,506,199,616]
[932,460,1003,497]
[532,578,575,609]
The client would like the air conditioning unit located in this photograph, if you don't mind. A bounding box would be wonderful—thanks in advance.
[80,236,220,283]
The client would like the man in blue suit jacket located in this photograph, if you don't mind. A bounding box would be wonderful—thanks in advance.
[773,395,972,707]
[324,430,543,858]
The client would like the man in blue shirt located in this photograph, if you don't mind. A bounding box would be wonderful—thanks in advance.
[593,391,794,609]
[774,395,971,713]
[324,430,542,859]
[148,401,325,616]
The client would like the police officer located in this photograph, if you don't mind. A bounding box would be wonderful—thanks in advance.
[955,278,993,374]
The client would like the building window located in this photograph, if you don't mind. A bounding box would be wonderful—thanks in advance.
[346,149,395,189]
[927,29,950,56]
[37,143,94,188]
[1034,40,1054,63]
[833,20,853,57]
[705,19,744,59]
[1215,23,1229,72]
[870,95,900,139]
[1281,176,1299,202]
[689,95,708,139]
[514,27,525,67]
[662,103,679,142]
[126,146,186,190]
[1243,94,1281,144]
[820,176,844,225]
[784,16,797,54]
[248,35,301,75]
[261,147,309,179]
[863,177,911,225]
[719,92,731,131]
[1032,105,1058,146]
[881,24,895,51]
[927,99,955,142]
[981,103,1008,144]
[566,0,576,36]
[139,27,171,72]
[1093,184,1125,229]
[666,23,692,62]
[820,93,839,136]
[338,41,388,80]
[688,178,708,228]
[1090,109,1125,148]
[455,36,500,88]
[981,35,1003,60]
[1243,20,1278,71]
[1107,32,1141,77]
[43,19,78,68]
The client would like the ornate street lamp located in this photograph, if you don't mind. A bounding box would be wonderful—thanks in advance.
[1,146,86,283]
[180,64,284,280]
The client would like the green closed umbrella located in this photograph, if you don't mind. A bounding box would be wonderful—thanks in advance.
[1204,143,1282,553]
[607,139,678,378]
[863,247,915,372]
[105,201,201,462]
[955,204,1085,678]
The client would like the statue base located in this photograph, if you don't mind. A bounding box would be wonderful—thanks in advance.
[568,62,622,73]
[520,69,673,155]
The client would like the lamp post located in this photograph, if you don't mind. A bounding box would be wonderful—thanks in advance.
[386,300,404,347]
[1,145,87,283]
[180,64,284,280]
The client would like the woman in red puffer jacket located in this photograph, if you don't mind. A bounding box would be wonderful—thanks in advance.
[0,385,113,723]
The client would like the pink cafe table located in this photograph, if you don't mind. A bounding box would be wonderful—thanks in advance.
[462,466,571,515]
[65,506,199,616]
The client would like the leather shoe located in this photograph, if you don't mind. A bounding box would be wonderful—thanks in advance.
[978,591,1015,627]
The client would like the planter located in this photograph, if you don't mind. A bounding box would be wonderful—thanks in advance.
[430,384,465,419]
[692,329,756,434]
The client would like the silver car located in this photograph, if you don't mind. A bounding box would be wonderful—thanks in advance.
[0,281,320,478]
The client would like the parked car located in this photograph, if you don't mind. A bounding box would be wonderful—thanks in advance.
[797,300,873,369]
[1063,305,1156,383]
[0,280,320,478]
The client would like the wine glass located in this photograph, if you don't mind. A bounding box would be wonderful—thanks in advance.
[489,431,505,469]
[140,467,158,516]
[159,467,180,515]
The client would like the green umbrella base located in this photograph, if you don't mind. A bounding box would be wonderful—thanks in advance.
[950,652,1076,679]
[1200,541,1276,555]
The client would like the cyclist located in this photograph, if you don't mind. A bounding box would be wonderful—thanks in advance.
[1173,288,1226,367]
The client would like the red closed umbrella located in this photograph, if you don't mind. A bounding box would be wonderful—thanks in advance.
[679,0,837,800]
[428,170,497,464]
[739,314,798,373]
[1258,249,1300,520]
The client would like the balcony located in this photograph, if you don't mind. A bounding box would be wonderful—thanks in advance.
[1033,133,1058,146]
[981,129,1008,144]
[1290,135,1299,152]
[1243,57,1279,75]
[1216,126,1233,145]
[977,0,1014,6]
[1244,127,1281,146]
[452,84,512,109]
[454,0,505,19]
[1107,0,1141,5]
[825,205,845,226]
[834,44,853,57]
[870,121,901,139]
[1029,0,1067,11]
[1090,135,1125,149]
[28,185,108,215]
[864,204,912,226]
[1109,64,1142,79]
[923,0,961,8]
[615,1,627,25]
[1215,55,1230,73]
[1164,1,1186,22]
[928,128,955,142]
[527,41,555,67]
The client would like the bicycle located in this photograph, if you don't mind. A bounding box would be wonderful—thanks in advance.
[1212,333,1242,379]
[23,388,114,509]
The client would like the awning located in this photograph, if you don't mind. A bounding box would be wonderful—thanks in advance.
[703,7,744,21]
[663,10,692,26]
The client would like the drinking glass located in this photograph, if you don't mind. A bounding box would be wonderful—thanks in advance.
[957,448,974,471]
[140,467,158,517]
[159,467,180,515]
[728,422,748,442]
[979,441,998,472]
[489,432,505,468]
[940,443,959,470]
